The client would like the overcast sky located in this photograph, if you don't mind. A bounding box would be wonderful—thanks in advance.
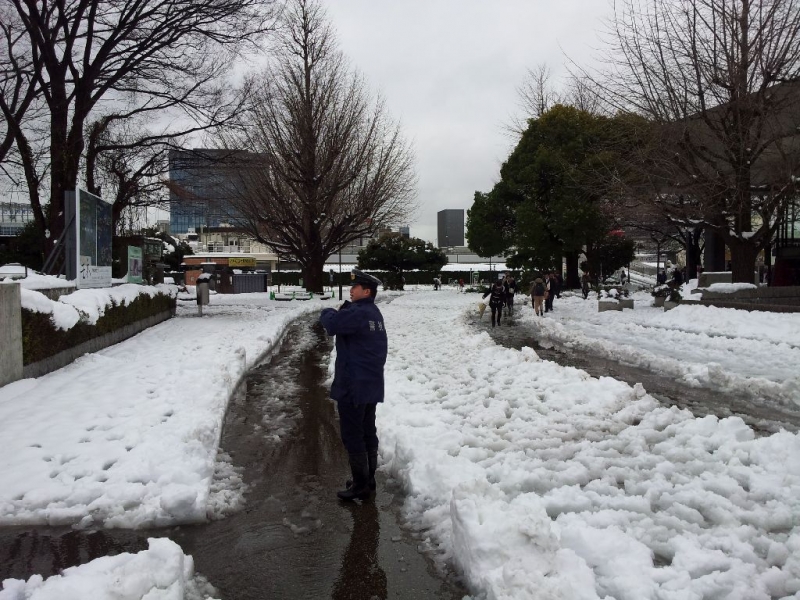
[324,0,614,245]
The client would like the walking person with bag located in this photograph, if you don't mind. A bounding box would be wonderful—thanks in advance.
[485,279,506,327]
[531,277,546,317]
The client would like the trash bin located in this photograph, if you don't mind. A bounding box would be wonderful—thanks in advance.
[196,273,211,316]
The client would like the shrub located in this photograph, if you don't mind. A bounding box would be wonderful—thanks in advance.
[651,284,671,298]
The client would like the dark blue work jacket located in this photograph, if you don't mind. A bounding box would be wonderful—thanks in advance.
[320,297,388,404]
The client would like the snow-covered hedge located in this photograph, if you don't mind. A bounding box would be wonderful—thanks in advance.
[21,284,177,364]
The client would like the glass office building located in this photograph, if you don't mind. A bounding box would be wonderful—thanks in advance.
[0,202,35,236]
[168,149,248,234]
[437,209,465,248]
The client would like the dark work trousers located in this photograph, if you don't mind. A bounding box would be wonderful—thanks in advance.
[337,400,378,454]
[506,296,514,315]
[490,303,503,326]
[545,294,554,312]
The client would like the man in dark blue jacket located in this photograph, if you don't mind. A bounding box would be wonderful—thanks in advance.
[320,269,387,501]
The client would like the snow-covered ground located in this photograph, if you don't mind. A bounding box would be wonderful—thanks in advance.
[2,286,799,599]
[0,538,217,600]
[531,288,800,405]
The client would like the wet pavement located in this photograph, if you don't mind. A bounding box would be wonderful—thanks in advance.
[0,316,468,600]
[478,308,800,436]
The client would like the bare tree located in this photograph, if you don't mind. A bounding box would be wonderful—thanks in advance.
[85,117,175,234]
[0,4,48,222]
[1,0,278,268]
[507,65,607,137]
[518,65,559,119]
[221,0,417,292]
[567,74,604,115]
[590,0,800,282]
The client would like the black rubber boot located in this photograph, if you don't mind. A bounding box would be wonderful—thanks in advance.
[338,452,371,501]
[367,448,378,491]
[346,449,378,491]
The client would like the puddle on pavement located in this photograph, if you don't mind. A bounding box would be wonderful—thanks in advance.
[478,312,800,436]
[0,316,467,600]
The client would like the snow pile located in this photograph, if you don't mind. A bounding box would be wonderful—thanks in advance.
[0,270,73,290]
[528,292,800,405]
[376,291,800,599]
[0,537,217,600]
[704,282,759,293]
[0,293,325,528]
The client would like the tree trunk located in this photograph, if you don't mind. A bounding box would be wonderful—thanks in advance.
[302,254,326,292]
[704,230,726,272]
[686,242,702,280]
[46,116,84,261]
[728,239,758,284]
[565,252,580,288]
[683,227,703,280]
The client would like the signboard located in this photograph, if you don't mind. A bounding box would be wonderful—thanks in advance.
[143,238,162,261]
[127,246,143,283]
[65,188,113,288]
[229,257,256,268]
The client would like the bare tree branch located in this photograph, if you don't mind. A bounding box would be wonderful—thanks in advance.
[1,0,279,266]
[214,0,417,291]
[583,0,800,281]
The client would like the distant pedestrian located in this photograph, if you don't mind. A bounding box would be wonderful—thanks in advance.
[620,270,627,286]
[485,280,506,327]
[671,267,684,288]
[581,271,591,300]
[504,274,517,316]
[433,277,441,291]
[531,277,546,316]
[545,272,560,312]
[458,278,465,291]
[657,269,667,285]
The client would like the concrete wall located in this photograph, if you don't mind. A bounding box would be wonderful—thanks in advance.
[22,310,174,380]
[0,283,23,387]
[699,285,800,313]
[32,286,77,301]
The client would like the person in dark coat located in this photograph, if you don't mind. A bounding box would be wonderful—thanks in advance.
[581,271,591,300]
[485,279,506,327]
[320,269,388,501]
[503,274,517,316]
[545,272,560,312]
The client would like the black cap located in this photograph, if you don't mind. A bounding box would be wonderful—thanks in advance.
[350,269,382,288]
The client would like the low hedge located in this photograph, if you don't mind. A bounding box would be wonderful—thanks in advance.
[273,269,521,288]
[22,292,175,365]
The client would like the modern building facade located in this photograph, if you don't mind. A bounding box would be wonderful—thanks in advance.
[774,198,800,285]
[437,209,465,248]
[168,149,249,234]
[0,202,35,236]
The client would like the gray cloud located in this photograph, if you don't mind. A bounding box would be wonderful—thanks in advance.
[324,0,612,244]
